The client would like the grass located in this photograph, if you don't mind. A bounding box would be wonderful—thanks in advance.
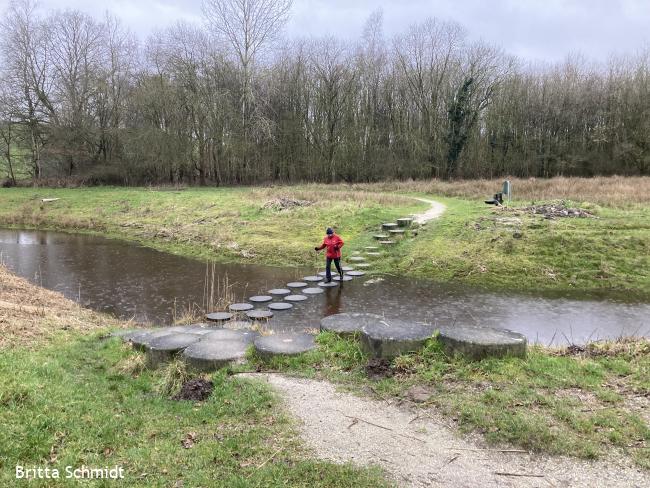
[247,331,650,469]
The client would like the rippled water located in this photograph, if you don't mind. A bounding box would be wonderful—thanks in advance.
[1,228,648,345]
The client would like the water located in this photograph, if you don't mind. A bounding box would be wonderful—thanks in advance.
[1,228,649,345]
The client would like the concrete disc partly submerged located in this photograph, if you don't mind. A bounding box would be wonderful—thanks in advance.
[318,281,339,288]
[438,326,527,360]
[360,319,435,359]
[287,282,308,288]
[302,287,325,295]
[229,303,254,312]
[303,276,322,282]
[254,333,317,359]
[249,295,273,303]
[268,302,293,311]
[333,275,353,282]
[181,339,249,372]
[268,288,291,296]
[355,263,372,269]
[146,333,201,367]
[320,313,384,336]
[317,271,328,277]
[206,312,234,322]
[246,310,274,320]
[341,266,355,272]
[347,271,366,277]
[284,294,308,302]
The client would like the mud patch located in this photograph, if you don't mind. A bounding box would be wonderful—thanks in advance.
[365,358,393,380]
[172,378,214,402]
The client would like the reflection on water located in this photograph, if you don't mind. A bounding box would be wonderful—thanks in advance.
[1,229,649,345]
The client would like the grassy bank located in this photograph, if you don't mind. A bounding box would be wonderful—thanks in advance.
[0,178,649,297]
[0,266,386,487]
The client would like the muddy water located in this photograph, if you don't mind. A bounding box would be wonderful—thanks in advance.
[1,229,649,345]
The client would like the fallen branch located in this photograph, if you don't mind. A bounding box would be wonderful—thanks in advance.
[246,446,284,478]
[494,472,544,478]
[342,414,426,443]
[446,447,528,453]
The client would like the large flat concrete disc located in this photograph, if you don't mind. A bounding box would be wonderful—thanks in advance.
[179,324,221,335]
[202,329,257,344]
[303,276,322,282]
[341,266,355,272]
[287,282,308,288]
[317,271,328,277]
[397,218,413,227]
[346,271,366,277]
[318,281,339,288]
[389,229,406,235]
[349,256,366,262]
[320,313,384,336]
[229,303,254,312]
[438,326,527,360]
[364,246,379,251]
[146,333,201,367]
[268,302,293,311]
[130,329,176,351]
[206,312,233,322]
[303,287,325,295]
[333,275,353,281]
[366,252,382,257]
[285,294,308,302]
[246,310,274,320]
[254,333,316,358]
[355,263,372,269]
[382,223,398,230]
[249,295,273,303]
[373,234,389,240]
[360,319,436,359]
[379,240,396,246]
[181,339,249,372]
[268,288,291,296]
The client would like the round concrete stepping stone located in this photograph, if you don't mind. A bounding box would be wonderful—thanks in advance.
[246,310,274,320]
[373,234,390,240]
[364,246,379,251]
[333,275,353,281]
[249,295,273,303]
[347,270,366,277]
[147,333,200,367]
[349,256,366,263]
[303,276,322,282]
[229,303,254,312]
[382,223,398,230]
[318,281,339,288]
[287,282,308,289]
[438,326,527,360]
[285,294,308,302]
[397,218,413,227]
[202,329,257,344]
[317,271,328,277]
[254,333,317,359]
[320,313,384,336]
[360,320,436,359]
[366,252,382,257]
[268,288,291,296]
[379,240,396,246]
[206,312,233,322]
[355,263,372,269]
[130,329,176,351]
[303,287,325,295]
[181,339,249,372]
[187,326,222,335]
[389,229,406,236]
[342,266,355,272]
[268,302,293,311]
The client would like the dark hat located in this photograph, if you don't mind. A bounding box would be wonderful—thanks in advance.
[326,227,334,235]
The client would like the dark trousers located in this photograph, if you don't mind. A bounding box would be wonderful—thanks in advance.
[325,257,343,282]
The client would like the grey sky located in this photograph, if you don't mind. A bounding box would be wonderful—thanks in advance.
[3,0,648,62]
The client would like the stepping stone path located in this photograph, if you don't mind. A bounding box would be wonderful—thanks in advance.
[438,326,527,360]
[317,271,328,277]
[254,333,317,359]
[229,303,254,312]
[364,246,379,251]
[287,282,308,288]
[130,329,177,351]
[366,252,382,258]
[147,333,200,367]
[373,234,390,240]
[303,276,322,282]
[355,263,372,269]
[206,312,233,322]
[320,313,383,336]
[318,281,338,288]
[397,218,413,227]
[333,275,353,281]
[349,256,366,263]
[388,229,406,236]
[382,223,398,231]
[268,288,291,296]
[379,240,396,246]
[285,294,308,302]
[347,271,365,277]
[246,310,274,320]
[268,302,293,311]
[342,266,355,272]
[249,295,273,303]
[303,287,325,295]
[182,338,249,372]
[203,329,257,343]
[360,319,436,359]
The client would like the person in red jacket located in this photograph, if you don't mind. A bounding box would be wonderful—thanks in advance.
[314,227,344,283]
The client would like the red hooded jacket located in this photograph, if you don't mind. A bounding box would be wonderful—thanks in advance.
[317,233,344,259]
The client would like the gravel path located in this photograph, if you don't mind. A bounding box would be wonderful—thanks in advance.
[412,198,446,224]
[244,374,649,488]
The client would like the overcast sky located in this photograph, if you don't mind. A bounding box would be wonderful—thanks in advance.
[2,0,648,62]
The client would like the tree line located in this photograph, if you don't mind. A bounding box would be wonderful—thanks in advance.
[0,0,648,186]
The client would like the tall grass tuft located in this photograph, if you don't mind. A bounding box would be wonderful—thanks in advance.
[156,359,190,397]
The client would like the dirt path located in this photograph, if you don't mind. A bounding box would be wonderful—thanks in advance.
[244,374,648,488]
[412,198,446,224]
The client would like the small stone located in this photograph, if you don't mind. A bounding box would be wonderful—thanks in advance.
[229,303,254,312]
[405,385,433,403]
[268,302,293,311]
[303,287,325,295]
[287,282,308,288]
[249,295,273,303]
[285,294,308,302]
[268,289,291,296]
[254,333,317,359]
[205,312,233,322]
[246,310,274,320]
[303,276,322,282]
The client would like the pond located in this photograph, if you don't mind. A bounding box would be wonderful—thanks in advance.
[1,228,648,346]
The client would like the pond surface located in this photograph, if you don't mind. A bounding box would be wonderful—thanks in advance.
[1,228,649,346]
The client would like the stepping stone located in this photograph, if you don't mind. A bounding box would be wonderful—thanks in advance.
[364,246,379,251]
[382,223,398,230]
[318,281,339,288]
[438,326,527,360]
[355,263,372,269]
[202,329,257,344]
[254,333,317,359]
[360,320,436,359]
[285,294,308,302]
[303,276,322,282]
[206,312,233,322]
[342,266,355,272]
[146,333,201,367]
[318,271,328,277]
[320,313,384,336]
[388,229,406,236]
[303,287,325,295]
[373,234,390,240]
[130,329,176,351]
[349,256,366,263]
[366,252,382,257]
[268,302,293,311]
[229,303,254,312]
[268,288,291,296]
[246,310,274,320]
[347,271,366,277]
[287,282,308,288]
[333,275,353,281]
[249,295,273,303]
[397,218,413,227]
[222,320,254,330]
[183,324,221,335]
[379,240,396,246]
[181,339,249,372]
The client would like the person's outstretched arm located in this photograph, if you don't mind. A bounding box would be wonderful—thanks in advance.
[315,239,326,251]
